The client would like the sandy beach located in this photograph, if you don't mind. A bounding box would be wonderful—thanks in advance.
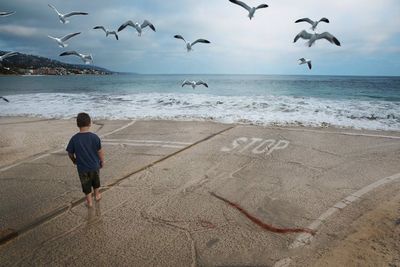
[0,117,399,266]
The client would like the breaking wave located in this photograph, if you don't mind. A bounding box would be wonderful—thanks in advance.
[1,92,400,130]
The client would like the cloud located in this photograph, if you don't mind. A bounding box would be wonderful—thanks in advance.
[0,25,41,38]
[0,0,399,75]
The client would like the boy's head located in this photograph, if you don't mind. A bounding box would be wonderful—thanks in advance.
[76,112,91,128]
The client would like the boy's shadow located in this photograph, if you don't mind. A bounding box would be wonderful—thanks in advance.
[86,201,102,225]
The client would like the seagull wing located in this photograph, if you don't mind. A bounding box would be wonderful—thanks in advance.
[141,20,156,31]
[319,17,330,23]
[174,35,186,43]
[2,52,18,59]
[48,4,61,16]
[196,81,208,88]
[229,0,251,12]
[0,96,10,103]
[47,35,58,41]
[59,51,80,57]
[256,4,269,9]
[182,80,191,87]
[298,58,306,64]
[317,32,341,46]
[61,32,81,42]
[0,11,16,17]
[294,30,312,43]
[93,26,107,33]
[118,20,135,32]
[64,12,89,18]
[109,31,119,40]
[191,39,211,46]
[295,18,314,25]
[307,61,312,70]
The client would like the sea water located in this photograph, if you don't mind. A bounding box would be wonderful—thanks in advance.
[0,74,399,130]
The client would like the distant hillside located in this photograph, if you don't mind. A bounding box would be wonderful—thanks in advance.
[0,51,113,75]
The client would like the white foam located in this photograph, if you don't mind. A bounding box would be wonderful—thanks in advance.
[1,93,399,130]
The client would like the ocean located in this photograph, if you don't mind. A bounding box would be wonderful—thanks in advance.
[0,74,399,130]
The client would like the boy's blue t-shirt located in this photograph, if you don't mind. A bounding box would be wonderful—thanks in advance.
[66,132,101,173]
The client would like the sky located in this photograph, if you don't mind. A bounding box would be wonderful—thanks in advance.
[0,0,399,75]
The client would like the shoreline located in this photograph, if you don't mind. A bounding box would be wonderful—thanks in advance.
[1,115,399,136]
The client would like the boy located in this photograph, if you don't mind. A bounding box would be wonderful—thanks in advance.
[66,113,104,207]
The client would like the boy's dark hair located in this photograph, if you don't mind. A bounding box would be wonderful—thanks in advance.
[76,113,91,128]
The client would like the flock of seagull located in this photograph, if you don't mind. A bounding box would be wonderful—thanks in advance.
[0,1,342,101]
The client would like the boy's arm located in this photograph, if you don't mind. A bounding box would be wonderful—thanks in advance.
[98,149,105,168]
[68,153,76,165]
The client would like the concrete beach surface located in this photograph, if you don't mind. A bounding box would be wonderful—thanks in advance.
[0,117,399,266]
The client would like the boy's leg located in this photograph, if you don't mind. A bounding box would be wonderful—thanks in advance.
[92,170,101,201]
[86,192,93,207]
[79,171,94,208]
[94,188,101,201]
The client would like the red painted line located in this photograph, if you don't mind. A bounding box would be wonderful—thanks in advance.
[210,192,315,235]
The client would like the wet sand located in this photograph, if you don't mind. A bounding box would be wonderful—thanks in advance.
[0,117,399,266]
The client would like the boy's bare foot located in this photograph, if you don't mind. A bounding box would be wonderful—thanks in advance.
[95,194,102,201]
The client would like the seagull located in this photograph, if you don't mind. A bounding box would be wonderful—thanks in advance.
[59,51,93,64]
[228,0,268,20]
[117,20,156,36]
[295,17,329,31]
[182,80,209,89]
[48,4,88,24]
[0,51,18,62]
[298,58,312,70]
[93,26,119,40]
[47,32,81,48]
[0,11,16,17]
[0,96,10,103]
[174,35,211,52]
[294,30,341,47]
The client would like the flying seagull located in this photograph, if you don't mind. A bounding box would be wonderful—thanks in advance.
[0,51,18,62]
[59,51,93,64]
[182,80,209,89]
[228,0,268,20]
[48,32,81,48]
[0,96,9,103]
[295,17,329,31]
[118,20,156,36]
[294,30,341,47]
[0,11,16,17]
[48,4,88,24]
[93,26,119,40]
[174,35,210,52]
[298,58,312,70]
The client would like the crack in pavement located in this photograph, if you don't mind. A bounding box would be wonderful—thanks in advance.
[92,121,105,134]
[286,161,327,172]
[24,162,68,168]
[140,209,198,267]
[0,177,72,186]
[311,147,341,157]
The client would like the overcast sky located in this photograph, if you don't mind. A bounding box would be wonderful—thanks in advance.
[0,0,399,75]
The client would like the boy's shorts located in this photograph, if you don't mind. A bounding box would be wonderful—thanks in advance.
[78,170,100,195]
